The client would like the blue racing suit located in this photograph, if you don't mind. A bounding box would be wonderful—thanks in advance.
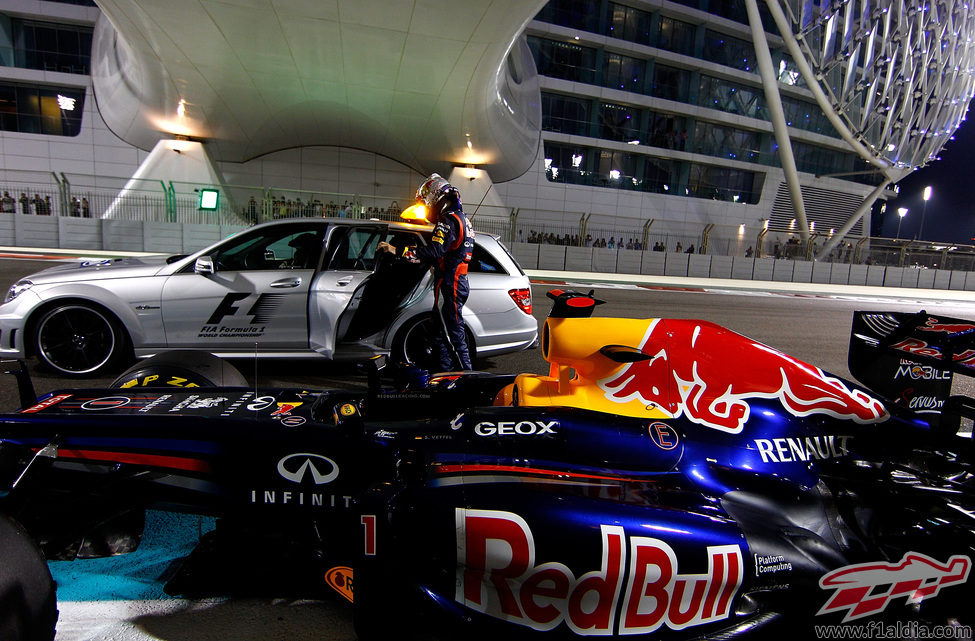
[415,205,474,370]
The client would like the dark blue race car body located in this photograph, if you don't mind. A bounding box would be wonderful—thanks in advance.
[1,292,973,640]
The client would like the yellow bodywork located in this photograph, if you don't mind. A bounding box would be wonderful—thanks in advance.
[494,316,674,420]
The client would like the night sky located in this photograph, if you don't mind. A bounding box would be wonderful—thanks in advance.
[874,99,975,244]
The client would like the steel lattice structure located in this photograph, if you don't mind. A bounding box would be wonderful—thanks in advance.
[774,0,975,176]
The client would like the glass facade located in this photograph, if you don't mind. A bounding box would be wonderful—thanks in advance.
[608,3,651,46]
[702,30,756,73]
[0,82,85,136]
[601,52,645,93]
[1,18,93,75]
[692,121,763,163]
[542,93,590,135]
[529,0,882,200]
[656,16,696,56]
[527,37,596,83]
[599,102,640,142]
[544,141,763,203]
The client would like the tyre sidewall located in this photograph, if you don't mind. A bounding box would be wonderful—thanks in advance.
[33,303,127,377]
[0,514,57,641]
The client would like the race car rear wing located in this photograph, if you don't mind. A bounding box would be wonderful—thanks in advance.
[849,310,975,431]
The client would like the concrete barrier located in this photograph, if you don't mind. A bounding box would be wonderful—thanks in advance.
[2,218,969,293]
[641,251,666,275]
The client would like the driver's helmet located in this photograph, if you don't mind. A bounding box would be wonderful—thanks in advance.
[416,173,453,209]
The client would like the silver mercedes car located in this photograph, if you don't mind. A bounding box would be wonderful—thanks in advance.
[0,218,537,376]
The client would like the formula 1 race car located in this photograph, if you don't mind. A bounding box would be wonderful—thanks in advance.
[0,291,973,641]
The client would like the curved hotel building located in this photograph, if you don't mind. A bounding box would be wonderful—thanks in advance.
[0,0,972,256]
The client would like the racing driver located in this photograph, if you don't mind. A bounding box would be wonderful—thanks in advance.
[379,173,475,371]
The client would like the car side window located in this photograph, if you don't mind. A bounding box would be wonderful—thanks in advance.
[383,230,425,253]
[326,226,384,271]
[212,226,324,271]
[468,242,507,274]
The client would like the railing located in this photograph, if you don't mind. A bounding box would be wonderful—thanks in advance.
[2,173,975,273]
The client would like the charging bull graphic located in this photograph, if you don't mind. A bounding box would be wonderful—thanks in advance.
[818,552,971,622]
[597,319,888,433]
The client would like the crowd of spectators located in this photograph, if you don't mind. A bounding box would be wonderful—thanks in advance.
[0,190,90,216]
[244,196,402,222]
[523,229,710,253]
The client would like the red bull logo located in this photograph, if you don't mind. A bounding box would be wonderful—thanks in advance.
[921,317,975,334]
[892,337,975,366]
[818,552,971,622]
[456,508,742,635]
[598,319,888,433]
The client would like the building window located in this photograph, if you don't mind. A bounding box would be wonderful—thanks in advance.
[535,0,599,32]
[543,142,591,184]
[527,36,597,84]
[688,164,762,203]
[776,54,805,87]
[649,112,688,150]
[643,157,676,193]
[698,75,766,119]
[781,95,837,136]
[542,93,591,135]
[656,16,697,56]
[692,121,762,162]
[602,52,646,93]
[0,83,85,136]
[599,102,641,142]
[652,64,690,102]
[4,19,93,75]
[597,149,639,187]
[702,30,757,74]
[608,3,651,46]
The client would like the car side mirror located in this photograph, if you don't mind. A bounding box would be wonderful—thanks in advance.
[194,256,215,275]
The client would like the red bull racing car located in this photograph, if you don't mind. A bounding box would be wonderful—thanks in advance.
[0,291,973,640]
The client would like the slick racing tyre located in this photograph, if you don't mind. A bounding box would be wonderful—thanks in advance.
[0,514,57,641]
[32,302,129,377]
[110,350,248,388]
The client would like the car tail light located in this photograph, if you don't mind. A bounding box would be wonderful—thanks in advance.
[508,288,532,315]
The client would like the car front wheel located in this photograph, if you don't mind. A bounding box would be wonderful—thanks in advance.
[33,303,127,376]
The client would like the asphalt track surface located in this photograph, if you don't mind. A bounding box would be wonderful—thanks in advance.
[3,254,975,641]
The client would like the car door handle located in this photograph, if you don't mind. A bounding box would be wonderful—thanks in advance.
[270,277,302,288]
[336,277,353,286]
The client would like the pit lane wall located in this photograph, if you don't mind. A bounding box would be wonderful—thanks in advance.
[1,213,973,291]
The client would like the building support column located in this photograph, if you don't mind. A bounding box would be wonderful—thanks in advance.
[744,0,809,242]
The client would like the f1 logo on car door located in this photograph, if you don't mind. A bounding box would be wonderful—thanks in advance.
[163,273,311,349]
[161,225,323,349]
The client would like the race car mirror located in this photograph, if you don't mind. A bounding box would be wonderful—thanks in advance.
[546,289,605,319]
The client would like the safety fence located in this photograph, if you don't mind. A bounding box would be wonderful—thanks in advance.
[2,172,974,274]
[510,242,975,292]
[0,214,970,293]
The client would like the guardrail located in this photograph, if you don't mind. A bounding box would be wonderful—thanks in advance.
[0,214,970,292]
[510,242,975,291]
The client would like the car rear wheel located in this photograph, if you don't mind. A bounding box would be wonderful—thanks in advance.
[393,315,437,370]
[110,350,248,388]
[0,514,57,641]
[393,314,476,371]
[33,303,127,377]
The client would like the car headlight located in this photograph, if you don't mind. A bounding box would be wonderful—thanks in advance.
[4,279,33,304]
